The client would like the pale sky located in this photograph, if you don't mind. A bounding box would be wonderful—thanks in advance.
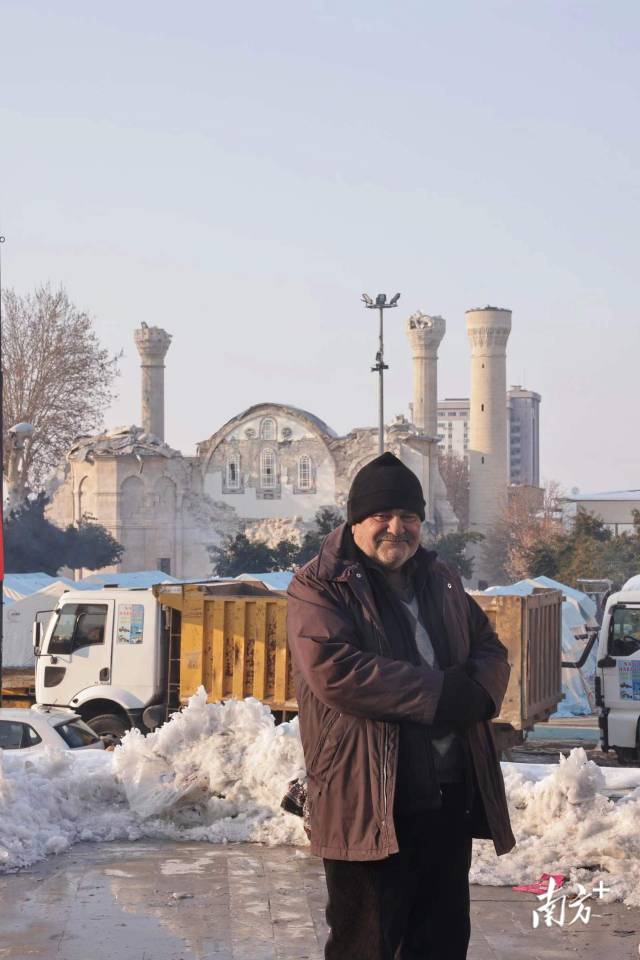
[2,1,639,493]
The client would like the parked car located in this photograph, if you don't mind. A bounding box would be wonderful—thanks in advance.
[0,706,105,755]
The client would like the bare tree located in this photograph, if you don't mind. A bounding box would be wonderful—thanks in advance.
[438,452,469,529]
[482,481,564,583]
[2,285,119,490]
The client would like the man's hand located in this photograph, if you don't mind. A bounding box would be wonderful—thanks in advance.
[432,664,494,732]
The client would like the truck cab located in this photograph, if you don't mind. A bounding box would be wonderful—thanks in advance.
[34,589,164,743]
[596,589,640,764]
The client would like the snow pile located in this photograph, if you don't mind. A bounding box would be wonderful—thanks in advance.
[0,748,129,870]
[471,748,640,906]
[0,689,306,872]
[113,690,306,841]
[2,696,640,906]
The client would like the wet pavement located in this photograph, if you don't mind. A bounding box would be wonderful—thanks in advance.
[0,841,638,960]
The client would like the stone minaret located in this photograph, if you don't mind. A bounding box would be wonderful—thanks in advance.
[466,306,512,578]
[133,323,172,440]
[406,312,446,436]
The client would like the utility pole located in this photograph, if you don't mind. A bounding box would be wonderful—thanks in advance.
[362,292,400,455]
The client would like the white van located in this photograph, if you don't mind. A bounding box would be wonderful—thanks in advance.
[596,589,640,764]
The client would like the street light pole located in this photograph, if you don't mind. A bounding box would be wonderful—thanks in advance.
[362,292,400,455]
[6,423,35,513]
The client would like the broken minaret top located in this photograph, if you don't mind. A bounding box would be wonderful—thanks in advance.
[133,323,172,441]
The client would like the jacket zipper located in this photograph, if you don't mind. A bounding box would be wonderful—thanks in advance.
[374,581,390,829]
[443,576,472,815]
[346,566,391,834]
[382,724,389,825]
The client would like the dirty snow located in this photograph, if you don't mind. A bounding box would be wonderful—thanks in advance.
[471,749,640,906]
[2,690,640,906]
[0,691,306,874]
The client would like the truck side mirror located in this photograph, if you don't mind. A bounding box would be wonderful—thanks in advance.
[32,621,42,656]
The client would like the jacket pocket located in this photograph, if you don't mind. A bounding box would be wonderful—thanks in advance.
[307,710,342,775]
[322,722,350,789]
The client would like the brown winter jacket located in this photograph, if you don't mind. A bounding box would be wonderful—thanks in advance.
[286,523,516,861]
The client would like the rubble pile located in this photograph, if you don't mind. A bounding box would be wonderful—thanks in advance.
[68,425,181,463]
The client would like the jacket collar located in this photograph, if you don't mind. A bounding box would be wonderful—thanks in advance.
[316,522,440,583]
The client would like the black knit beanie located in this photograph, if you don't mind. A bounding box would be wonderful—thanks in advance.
[347,452,426,524]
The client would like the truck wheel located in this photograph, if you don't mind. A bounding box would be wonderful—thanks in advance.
[87,713,130,747]
[614,745,640,766]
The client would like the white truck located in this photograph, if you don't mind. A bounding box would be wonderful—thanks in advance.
[33,588,168,743]
[596,587,640,765]
[32,579,275,742]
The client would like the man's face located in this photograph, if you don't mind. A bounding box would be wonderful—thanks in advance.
[351,509,422,571]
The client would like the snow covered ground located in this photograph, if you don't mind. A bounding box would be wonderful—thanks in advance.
[2,690,640,906]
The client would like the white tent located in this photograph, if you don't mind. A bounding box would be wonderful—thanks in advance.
[3,581,78,668]
[3,572,75,603]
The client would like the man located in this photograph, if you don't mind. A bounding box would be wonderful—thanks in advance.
[287,452,515,960]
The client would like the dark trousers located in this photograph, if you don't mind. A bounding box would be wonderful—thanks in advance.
[323,784,472,960]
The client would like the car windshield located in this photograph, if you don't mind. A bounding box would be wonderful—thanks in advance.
[610,606,640,657]
[54,719,101,748]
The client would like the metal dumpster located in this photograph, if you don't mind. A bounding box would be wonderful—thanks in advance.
[156,582,563,739]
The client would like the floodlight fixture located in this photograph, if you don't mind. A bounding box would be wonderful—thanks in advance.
[9,422,34,438]
[361,290,401,455]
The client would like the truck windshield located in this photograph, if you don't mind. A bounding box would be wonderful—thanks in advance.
[47,604,108,655]
[609,606,640,657]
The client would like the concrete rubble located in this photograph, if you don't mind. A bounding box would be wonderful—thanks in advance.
[68,425,181,465]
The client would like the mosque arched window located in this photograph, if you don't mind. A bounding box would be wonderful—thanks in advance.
[226,454,241,490]
[260,418,276,441]
[78,476,94,522]
[260,448,277,489]
[155,476,177,514]
[121,476,145,520]
[298,455,312,490]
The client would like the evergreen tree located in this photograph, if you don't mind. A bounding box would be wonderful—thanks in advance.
[208,533,277,577]
[64,515,125,572]
[427,530,484,580]
[523,540,560,578]
[4,494,123,574]
[297,507,343,565]
[270,538,301,572]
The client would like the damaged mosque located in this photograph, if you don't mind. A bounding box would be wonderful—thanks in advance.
[47,305,513,583]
